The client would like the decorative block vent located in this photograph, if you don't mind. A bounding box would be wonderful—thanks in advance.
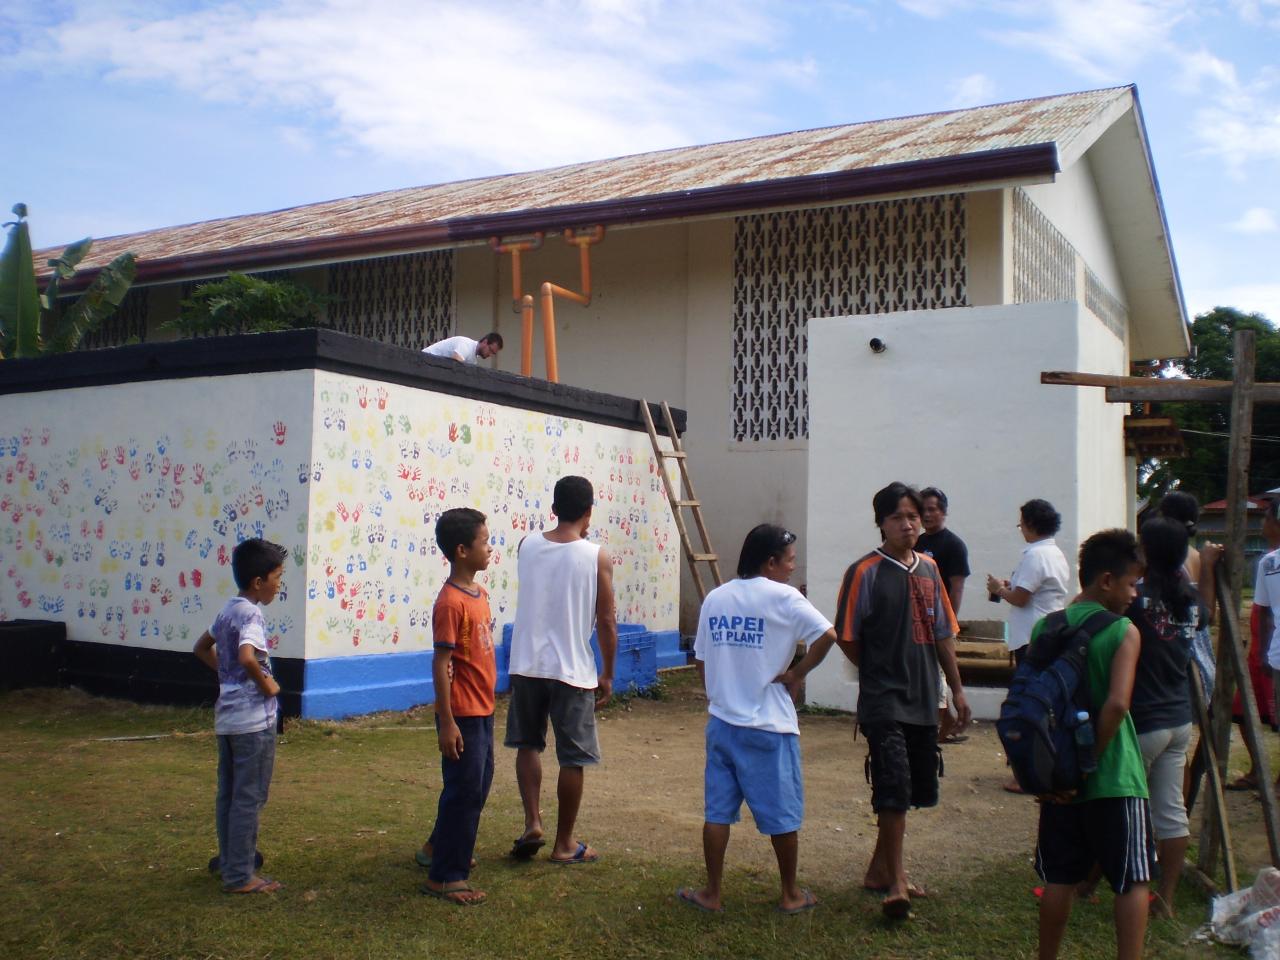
[1012,189,1075,305]
[732,195,968,441]
[1085,266,1128,342]
[327,251,454,349]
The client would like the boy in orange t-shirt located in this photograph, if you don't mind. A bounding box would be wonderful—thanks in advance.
[418,508,496,906]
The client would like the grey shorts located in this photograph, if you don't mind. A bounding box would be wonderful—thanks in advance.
[503,675,601,767]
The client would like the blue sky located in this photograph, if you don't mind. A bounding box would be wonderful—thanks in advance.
[3,0,1278,322]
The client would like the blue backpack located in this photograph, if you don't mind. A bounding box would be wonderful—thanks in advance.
[997,609,1119,795]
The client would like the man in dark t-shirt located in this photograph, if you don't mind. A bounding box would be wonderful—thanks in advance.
[834,482,970,921]
[916,487,970,614]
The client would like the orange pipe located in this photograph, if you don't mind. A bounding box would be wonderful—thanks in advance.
[489,232,544,313]
[539,283,559,382]
[520,295,534,377]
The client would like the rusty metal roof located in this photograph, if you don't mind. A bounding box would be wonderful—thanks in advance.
[39,86,1132,280]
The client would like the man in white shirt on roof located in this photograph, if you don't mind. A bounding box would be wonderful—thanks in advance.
[422,332,503,364]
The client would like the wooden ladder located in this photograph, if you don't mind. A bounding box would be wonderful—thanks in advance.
[640,399,723,601]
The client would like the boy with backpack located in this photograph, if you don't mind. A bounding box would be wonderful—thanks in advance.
[1026,529,1150,960]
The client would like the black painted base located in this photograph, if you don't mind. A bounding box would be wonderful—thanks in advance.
[0,622,302,717]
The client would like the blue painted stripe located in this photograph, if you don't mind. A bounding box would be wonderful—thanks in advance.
[301,621,673,718]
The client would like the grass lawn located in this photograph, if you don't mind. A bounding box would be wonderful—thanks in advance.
[0,679,1244,960]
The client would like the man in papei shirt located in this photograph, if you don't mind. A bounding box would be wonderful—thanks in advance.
[678,523,838,915]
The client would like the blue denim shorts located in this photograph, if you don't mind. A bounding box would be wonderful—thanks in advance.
[704,715,803,835]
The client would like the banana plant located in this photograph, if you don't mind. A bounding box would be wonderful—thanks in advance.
[0,203,137,358]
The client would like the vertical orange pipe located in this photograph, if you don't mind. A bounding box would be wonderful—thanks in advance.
[520,294,534,378]
[510,248,524,314]
[539,283,559,383]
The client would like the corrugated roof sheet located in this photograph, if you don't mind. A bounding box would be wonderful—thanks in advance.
[38,86,1131,275]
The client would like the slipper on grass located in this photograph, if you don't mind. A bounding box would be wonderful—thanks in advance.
[225,876,281,895]
[882,895,911,920]
[777,888,818,915]
[420,882,486,906]
[550,840,599,864]
[509,835,545,860]
[676,887,723,914]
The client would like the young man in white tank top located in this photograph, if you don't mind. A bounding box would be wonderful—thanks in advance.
[504,476,618,864]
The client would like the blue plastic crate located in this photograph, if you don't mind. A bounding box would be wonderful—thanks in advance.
[498,622,657,693]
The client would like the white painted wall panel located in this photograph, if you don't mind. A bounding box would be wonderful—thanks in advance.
[303,371,680,659]
[0,372,315,657]
[804,303,1130,713]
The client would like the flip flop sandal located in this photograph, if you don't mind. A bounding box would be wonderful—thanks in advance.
[225,876,282,894]
[549,840,599,864]
[1225,776,1259,792]
[777,888,818,914]
[882,895,911,920]
[420,882,486,906]
[675,887,723,913]
[509,835,546,860]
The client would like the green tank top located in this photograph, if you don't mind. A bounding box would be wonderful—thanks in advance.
[1029,601,1148,801]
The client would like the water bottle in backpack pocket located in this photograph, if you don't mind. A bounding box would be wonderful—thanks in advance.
[996,609,1118,795]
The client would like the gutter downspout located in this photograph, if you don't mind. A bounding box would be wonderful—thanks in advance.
[489,233,544,376]
[538,226,605,383]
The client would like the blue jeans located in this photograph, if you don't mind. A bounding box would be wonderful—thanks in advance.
[428,715,495,883]
[216,729,276,889]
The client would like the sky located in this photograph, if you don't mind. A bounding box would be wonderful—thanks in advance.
[2,0,1278,323]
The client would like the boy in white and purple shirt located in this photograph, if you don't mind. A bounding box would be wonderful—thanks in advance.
[193,538,288,894]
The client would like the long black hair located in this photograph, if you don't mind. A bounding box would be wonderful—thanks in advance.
[1139,515,1195,622]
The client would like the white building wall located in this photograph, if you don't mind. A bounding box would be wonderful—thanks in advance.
[805,303,1130,714]
[0,371,316,657]
[1022,155,1125,296]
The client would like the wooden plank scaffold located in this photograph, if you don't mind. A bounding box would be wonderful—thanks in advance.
[639,399,723,602]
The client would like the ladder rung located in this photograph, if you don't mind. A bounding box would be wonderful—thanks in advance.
[691,553,718,562]
[674,499,700,507]
[661,450,687,459]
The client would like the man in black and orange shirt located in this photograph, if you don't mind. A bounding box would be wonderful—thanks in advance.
[834,481,970,921]
[419,507,497,906]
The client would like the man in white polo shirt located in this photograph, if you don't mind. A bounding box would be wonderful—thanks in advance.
[422,332,503,364]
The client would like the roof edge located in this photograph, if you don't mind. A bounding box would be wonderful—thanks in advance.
[50,142,1060,291]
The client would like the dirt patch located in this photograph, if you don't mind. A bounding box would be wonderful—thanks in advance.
[498,670,1044,894]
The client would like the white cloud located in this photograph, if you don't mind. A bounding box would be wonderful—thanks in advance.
[1229,207,1279,233]
[992,0,1193,83]
[948,72,995,108]
[7,0,808,177]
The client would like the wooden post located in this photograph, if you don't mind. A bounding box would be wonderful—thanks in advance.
[1199,328,1256,878]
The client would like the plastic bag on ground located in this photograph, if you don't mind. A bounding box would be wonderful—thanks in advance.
[1206,867,1280,954]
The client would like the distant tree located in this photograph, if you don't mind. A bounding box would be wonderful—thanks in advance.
[1139,306,1280,504]
[0,203,137,358]
[161,272,333,338]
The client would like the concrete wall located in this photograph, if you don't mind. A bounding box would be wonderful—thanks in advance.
[0,366,679,715]
[804,302,1130,713]
[0,371,316,657]
[302,370,680,659]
